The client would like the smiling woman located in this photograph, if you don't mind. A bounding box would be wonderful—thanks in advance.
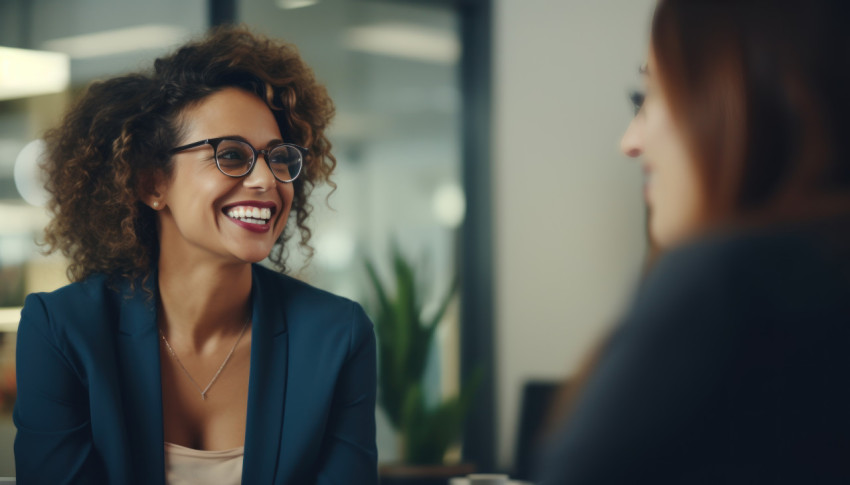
[13,26,377,484]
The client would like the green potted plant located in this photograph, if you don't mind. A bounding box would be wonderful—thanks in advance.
[365,245,480,484]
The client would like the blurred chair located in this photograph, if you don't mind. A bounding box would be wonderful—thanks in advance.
[512,380,563,481]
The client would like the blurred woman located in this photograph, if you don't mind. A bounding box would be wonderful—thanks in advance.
[539,0,850,482]
[14,26,377,484]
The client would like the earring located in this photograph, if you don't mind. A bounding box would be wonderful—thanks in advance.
[153,201,159,208]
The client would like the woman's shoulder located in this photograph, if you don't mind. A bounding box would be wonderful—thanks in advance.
[641,217,850,329]
[252,264,371,330]
[21,272,135,336]
[657,216,850,284]
[24,272,125,314]
[253,264,357,306]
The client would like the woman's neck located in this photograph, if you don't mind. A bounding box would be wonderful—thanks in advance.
[156,257,253,352]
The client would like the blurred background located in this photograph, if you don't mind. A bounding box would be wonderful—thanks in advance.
[0,0,654,479]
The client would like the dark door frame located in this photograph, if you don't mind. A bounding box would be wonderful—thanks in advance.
[209,0,236,26]
[456,0,495,473]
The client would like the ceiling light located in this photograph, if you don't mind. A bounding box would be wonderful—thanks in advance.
[0,46,69,101]
[345,23,459,64]
[276,0,320,9]
[42,24,189,60]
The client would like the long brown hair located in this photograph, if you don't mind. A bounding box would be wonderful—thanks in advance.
[653,0,850,226]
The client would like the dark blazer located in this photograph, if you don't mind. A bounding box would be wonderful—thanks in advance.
[538,217,850,484]
[13,264,378,484]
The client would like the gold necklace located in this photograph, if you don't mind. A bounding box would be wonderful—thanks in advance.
[159,316,251,401]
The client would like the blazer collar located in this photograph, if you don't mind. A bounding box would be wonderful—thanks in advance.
[242,264,290,483]
[115,271,166,484]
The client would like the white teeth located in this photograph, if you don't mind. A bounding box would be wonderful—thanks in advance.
[225,205,273,225]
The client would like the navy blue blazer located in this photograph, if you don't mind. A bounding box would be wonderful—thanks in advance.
[13,264,378,484]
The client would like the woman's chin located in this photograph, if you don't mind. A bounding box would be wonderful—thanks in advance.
[243,253,272,265]
[231,247,275,265]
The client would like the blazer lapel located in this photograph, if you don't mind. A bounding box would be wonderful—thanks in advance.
[243,265,290,483]
[116,275,166,485]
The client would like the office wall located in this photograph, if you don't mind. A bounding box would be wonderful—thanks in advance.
[492,0,656,468]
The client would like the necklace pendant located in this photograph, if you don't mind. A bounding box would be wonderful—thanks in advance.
[159,315,251,403]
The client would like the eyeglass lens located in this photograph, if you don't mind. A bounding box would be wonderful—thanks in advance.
[216,139,302,182]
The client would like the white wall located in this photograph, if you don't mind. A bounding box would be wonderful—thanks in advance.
[492,0,657,469]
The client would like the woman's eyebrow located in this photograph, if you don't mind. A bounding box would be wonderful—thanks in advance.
[218,135,285,146]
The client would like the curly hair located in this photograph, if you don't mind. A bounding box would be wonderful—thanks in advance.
[41,25,336,283]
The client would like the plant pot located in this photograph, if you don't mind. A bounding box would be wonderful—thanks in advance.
[379,463,476,485]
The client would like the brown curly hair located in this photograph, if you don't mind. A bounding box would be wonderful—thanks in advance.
[41,25,336,283]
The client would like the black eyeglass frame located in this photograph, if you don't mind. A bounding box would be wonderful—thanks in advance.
[169,137,308,184]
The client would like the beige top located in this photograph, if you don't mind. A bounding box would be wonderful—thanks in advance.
[164,442,244,485]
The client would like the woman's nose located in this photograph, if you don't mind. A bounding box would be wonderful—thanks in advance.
[243,156,277,191]
[620,117,643,158]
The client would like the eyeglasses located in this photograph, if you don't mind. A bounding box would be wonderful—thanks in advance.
[169,137,307,183]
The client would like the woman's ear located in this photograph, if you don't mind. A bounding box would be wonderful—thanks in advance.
[139,170,168,210]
